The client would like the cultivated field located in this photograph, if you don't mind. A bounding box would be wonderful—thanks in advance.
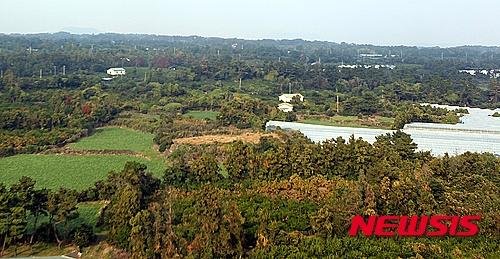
[69,127,154,152]
[0,127,166,190]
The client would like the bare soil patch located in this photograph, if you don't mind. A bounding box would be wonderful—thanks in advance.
[174,132,278,145]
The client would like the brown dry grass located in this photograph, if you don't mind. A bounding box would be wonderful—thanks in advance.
[173,132,278,145]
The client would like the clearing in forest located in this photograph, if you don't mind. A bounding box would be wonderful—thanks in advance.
[174,132,278,145]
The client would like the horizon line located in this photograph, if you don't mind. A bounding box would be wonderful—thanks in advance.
[1,30,500,49]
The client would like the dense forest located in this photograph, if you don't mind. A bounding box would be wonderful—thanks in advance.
[0,33,499,257]
[2,132,499,257]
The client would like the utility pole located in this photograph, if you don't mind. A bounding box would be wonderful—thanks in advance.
[441,52,444,61]
[62,65,66,76]
[39,69,42,79]
[336,87,339,113]
[336,95,339,113]
[239,78,242,90]
[0,69,3,78]
[144,71,147,82]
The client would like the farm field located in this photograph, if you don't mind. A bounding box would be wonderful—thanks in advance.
[183,110,220,121]
[68,127,154,152]
[0,154,165,190]
[0,127,166,190]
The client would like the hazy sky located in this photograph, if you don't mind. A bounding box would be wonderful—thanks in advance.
[1,0,499,47]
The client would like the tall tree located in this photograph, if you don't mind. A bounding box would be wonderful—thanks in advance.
[47,188,79,247]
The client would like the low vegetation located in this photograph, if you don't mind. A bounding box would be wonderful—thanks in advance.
[393,104,463,129]
[183,110,220,121]
[299,115,395,129]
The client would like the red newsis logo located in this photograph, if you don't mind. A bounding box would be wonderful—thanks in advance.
[348,215,481,237]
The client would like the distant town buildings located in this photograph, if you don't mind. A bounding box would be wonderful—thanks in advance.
[459,69,500,79]
[279,93,304,103]
[459,69,477,76]
[359,53,383,58]
[337,64,396,70]
[107,67,126,76]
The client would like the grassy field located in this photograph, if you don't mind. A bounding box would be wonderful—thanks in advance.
[183,110,220,121]
[0,154,165,190]
[69,127,154,152]
[0,127,166,190]
[300,115,395,129]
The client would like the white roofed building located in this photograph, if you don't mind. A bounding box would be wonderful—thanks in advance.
[279,93,304,103]
[278,103,294,113]
[107,67,126,76]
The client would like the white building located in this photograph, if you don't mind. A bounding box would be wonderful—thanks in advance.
[459,70,477,76]
[279,93,304,103]
[337,64,395,70]
[459,69,500,78]
[360,53,383,58]
[278,103,294,113]
[107,67,126,76]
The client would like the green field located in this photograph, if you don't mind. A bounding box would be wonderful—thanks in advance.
[300,115,394,129]
[69,127,154,152]
[0,154,165,190]
[0,127,166,190]
[183,110,220,121]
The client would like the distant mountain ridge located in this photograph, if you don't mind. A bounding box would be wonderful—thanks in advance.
[61,27,101,35]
